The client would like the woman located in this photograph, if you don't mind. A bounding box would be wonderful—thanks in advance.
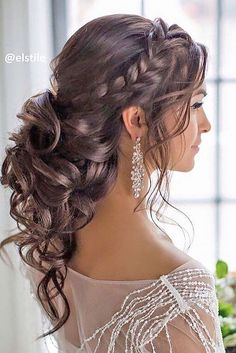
[0,14,225,353]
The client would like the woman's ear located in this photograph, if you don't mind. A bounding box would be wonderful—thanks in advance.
[121,106,147,142]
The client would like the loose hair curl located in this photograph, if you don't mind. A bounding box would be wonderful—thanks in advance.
[0,14,208,340]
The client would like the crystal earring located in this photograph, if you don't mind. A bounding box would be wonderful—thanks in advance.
[131,136,145,198]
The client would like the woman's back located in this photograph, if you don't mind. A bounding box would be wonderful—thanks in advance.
[68,231,189,280]
[23,252,225,353]
[28,221,224,352]
[67,213,187,283]
[22,224,225,352]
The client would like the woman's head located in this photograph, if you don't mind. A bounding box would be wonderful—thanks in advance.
[52,14,209,174]
[120,81,211,180]
[0,14,209,339]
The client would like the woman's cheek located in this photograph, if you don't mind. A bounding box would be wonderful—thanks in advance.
[187,113,198,143]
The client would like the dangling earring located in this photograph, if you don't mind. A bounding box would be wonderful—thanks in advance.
[131,136,145,198]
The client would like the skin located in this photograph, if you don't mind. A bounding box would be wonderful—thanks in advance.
[166,82,211,172]
[69,81,212,279]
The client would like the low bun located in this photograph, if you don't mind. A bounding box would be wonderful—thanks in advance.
[0,13,207,342]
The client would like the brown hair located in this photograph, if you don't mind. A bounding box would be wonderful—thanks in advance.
[0,14,207,340]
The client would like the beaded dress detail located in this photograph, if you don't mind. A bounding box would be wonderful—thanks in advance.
[20,258,226,353]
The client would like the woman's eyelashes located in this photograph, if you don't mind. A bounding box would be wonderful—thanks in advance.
[191,101,204,110]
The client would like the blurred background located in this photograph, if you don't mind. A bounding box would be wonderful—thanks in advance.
[0,0,236,352]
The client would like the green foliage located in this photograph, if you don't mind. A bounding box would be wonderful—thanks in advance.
[215,259,236,349]
[219,302,234,318]
[221,323,233,338]
[216,260,228,279]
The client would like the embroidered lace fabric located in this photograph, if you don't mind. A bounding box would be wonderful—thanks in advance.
[20,258,226,353]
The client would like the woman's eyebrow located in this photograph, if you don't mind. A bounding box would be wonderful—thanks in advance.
[193,88,207,97]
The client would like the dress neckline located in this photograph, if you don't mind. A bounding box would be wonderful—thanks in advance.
[66,258,196,285]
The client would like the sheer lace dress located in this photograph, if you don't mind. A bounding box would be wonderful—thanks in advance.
[20,257,226,353]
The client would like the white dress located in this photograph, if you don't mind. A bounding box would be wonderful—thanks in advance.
[21,257,226,353]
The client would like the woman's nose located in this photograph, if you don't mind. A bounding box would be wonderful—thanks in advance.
[200,111,211,133]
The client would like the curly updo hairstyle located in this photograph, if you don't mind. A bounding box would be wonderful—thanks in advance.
[0,14,208,340]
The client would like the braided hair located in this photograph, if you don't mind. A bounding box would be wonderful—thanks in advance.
[0,14,207,340]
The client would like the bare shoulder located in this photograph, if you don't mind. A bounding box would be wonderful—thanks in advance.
[66,225,195,281]
[149,236,195,278]
[93,232,194,281]
[137,225,194,277]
